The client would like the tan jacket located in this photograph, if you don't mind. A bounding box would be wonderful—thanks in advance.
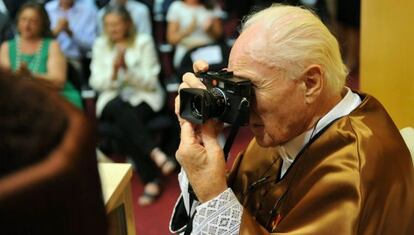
[230,94,414,234]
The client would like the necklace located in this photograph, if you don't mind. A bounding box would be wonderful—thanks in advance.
[15,36,43,74]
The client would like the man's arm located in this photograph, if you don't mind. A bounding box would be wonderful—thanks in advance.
[171,60,242,234]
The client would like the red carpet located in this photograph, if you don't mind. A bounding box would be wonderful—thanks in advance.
[131,171,180,235]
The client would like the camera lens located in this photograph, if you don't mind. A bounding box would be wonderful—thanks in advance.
[191,95,203,118]
[189,88,226,121]
[209,88,227,117]
[179,87,230,124]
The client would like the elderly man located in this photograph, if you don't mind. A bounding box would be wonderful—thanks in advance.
[169,4,414,235]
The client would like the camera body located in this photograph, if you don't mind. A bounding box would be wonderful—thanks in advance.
[179,70,252,125]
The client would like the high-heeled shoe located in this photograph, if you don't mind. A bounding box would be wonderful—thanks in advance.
[138,180,162,206]
[151,148,178,175]
[159,156,177,175]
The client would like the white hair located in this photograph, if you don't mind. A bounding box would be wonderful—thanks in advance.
[241,4,348,93]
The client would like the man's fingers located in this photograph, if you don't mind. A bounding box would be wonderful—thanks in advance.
[200,120,223,155]
[175,83,190,116]
[175,101,188,129]
[182,72,205,89]
[179,120,197,145]
[193,60,209,73]
[178,82,190,91]
[176,120,199,164]
[177,61,210,114]
[174,95,180,116]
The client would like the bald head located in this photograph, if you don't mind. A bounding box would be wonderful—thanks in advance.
[239,4,348,94]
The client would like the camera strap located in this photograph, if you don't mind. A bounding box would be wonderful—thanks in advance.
[185,98,250,234]
[223,97,250,160]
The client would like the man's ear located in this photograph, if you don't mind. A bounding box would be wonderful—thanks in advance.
[301,65,323,104]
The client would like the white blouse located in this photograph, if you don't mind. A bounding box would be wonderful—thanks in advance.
[89,34,165,116]
[166,1,220,68]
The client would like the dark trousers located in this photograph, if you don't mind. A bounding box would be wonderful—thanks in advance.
[101,97,160,183]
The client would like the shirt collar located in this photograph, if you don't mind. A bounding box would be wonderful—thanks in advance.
[279,87,362,163]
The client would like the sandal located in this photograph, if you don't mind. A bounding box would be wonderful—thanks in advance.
[159,156,177,175]
[138,181,162,206]
[151,148,178,175]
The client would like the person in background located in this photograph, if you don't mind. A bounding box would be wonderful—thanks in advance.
[0,3,13,43]
[0,0,23,43]
[169,4,414,234]
[0,0,7,15]
[1,0,29,20]
[0,1,82,108]
[45,0,97,87]
[74,0,98,9]
[97,0,152,36]
[166,0,223,69]
[89,5,176,206]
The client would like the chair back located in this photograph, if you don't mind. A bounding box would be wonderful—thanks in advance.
[177,42,231,79]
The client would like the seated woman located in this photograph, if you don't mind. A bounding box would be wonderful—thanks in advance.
[0,1,83,109]
[89,5,175,206]
[166,0,223,69]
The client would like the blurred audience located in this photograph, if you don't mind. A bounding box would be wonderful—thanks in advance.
[1,0,29,20]
[97,0,152,36]
[89,5,175,206]
[223,0,359,83]
[0,1,83,108]
[0,0,8,14]
[45,0,98,87]
[166,0,223,69]
[0,2,13,43]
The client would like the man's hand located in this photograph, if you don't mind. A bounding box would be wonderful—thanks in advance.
[175,61,228,203]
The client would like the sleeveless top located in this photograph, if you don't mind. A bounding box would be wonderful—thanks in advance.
[8,37,83,109]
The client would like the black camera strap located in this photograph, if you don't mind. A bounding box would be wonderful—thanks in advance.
[223,97,250,160]
[185,98,250,234]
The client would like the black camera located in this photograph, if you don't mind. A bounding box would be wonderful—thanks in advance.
[179,70,252,125]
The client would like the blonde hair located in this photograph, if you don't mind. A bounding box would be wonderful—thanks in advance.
[241,4,348,94]
[103,4,136,48]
